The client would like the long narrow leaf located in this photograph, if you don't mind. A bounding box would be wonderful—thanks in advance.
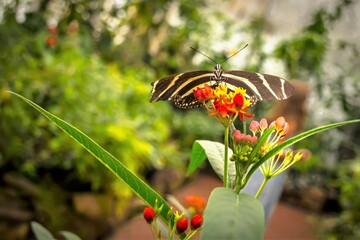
[246,119,360,183]
[248,126,275,160]
[10,92,173,225]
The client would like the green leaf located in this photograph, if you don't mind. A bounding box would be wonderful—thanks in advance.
[246,119,360,184]
[31,221,55,240]
[248,126,275,160]
[59,231,82,240]
[201,187,265,240]
[187,140,235,184]
[10,92,174,226]
[186,140,207,176]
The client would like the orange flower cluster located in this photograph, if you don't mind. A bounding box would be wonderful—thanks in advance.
[193,84,254,126]
[184,195,207,214]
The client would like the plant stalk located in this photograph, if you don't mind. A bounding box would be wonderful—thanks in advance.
[255,177,269,199]
[224,126,230,188]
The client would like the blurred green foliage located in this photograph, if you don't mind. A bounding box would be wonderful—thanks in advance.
[0,0,224,185]
[319,159,360,239]
[0,1,225,235]
[274,0,359,166]
[272,1,360,237]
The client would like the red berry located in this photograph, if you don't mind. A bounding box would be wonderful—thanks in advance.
[190,214,203,229]
[176,217,188,233]
[143,206,155,223]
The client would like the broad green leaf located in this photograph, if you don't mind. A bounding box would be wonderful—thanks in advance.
[59,231,82,240]
[31,221,55,240]
[10,92,174,226]
[201,187,265,240]
[245,119,360,184]
[187,140,235,184]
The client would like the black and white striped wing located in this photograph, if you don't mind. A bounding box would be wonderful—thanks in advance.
[150,70,294,109]
[150,71,214,108]
[222,71,294,102]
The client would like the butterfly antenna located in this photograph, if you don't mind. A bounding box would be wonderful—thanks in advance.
[190,47,217,64]
[220,44,248,64]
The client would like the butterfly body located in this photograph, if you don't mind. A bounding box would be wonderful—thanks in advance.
[150,64,294,109]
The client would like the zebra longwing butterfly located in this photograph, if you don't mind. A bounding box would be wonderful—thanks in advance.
[150,51,294,109]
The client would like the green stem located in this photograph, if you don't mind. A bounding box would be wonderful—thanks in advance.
[153,219,162,240]
[234,162,242,194]
[184,228,202,240]
[255,177,269,199]
[234,162,248,194]
[149,222,158,240]
[167,216,174,240]
[224,126,230,188]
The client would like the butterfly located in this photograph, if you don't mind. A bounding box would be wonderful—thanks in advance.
[150,47,294,108]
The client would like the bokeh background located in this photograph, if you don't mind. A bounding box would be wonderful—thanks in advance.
[0,0,359,239]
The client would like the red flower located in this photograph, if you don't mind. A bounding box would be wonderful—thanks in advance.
[184,195,206,214]
[193,87,206,101]
[190,214,203,230]
[211,99,231,118]
[176,217,188,233]
[193,84,254,125]
[228,92,254,120]
[203,84,215,99]
[143,206,155,223]
[233,92,244,109]
[46,36,58,46]
[193,84,215,101]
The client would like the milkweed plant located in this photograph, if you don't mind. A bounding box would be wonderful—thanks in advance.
[8,84,359,239]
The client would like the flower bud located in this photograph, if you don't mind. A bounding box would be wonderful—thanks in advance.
[249,120,259,133]
[259,118,268,130]
[143,206,155,223]
[191,214,203,230]
[233,129,242,144]
[250,136,258,144]
[275,116,286,130]
[176,217,188,233]
[269,121,275,129]
[282,122,289,135]
[243,134,252,143]
[230,154,238,161]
